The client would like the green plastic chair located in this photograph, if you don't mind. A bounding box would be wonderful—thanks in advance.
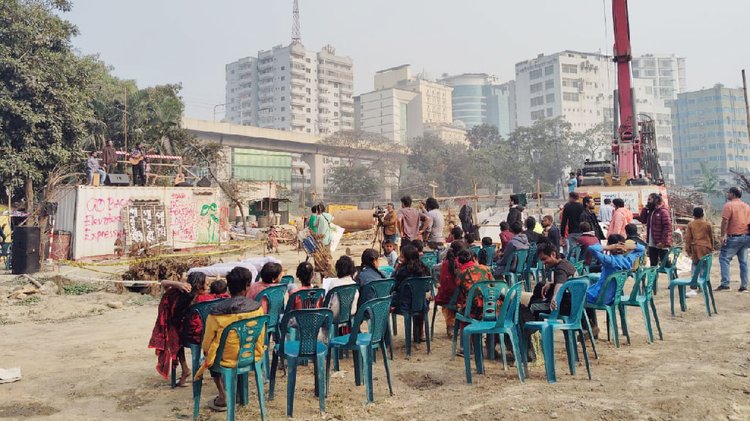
[391,276,432,358]
[323,284,360,370]
[378,265,395,278]
[478,245,496,266]
[669,253,717,317]
[327,296,393,402]
[499,248,529,288]
[469,245,482,256]
[255,284,287,379]
[572,261,586,277]
[421,251,437,268]
[585,271,631,348]
[618,267,663,343]
[567,244,582,263]
[281,275,295,286]
[284,288,325,314]
[450,280,507,359]
[1,243,11,270]
[193,315,269,421]
[359,278,396,360]
[522,243,539,292]
[655,247,682,294]
[187,298,226,416]
[461,282,524,384]
[269,308,334,417]
[523,278,593,383]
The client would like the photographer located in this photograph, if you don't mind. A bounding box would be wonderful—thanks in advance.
[381,203,399,244]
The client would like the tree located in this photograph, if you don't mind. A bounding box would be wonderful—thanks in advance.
[327,163,380,202]
[699,162,719,195]
[466,124,503,150]
[571,121,612,163]
[0,0,95,213]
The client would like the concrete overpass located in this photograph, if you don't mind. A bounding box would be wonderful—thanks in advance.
[183,118,404,199]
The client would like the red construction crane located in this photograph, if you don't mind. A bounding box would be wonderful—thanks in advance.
[609,0,662,183]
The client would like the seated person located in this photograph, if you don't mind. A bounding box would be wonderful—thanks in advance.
[324,255,359,320]
[446,225,463,243]
[86,151,106,185]
[289,261,317,310]
[576,222,601,271]
[195,267,264,412]
[383,239,399,267]
[585,234,645,329]
[393,245,430,340]
[209,280,230,299]
[247,263,282,313]
[493,221,529,277]
[524,217,543,244]
[355,248,385,302]
[435,240,467,338]
[465,232,477,247]
[499,221,513,250]
[477,236,494,266]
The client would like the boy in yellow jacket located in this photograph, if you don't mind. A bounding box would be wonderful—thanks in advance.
[195,266,265,412]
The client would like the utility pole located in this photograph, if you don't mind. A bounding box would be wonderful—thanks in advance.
[743,69,750,145]
[123,87,128,152]
[213,103,226,122]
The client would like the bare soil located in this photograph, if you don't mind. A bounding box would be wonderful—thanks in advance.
[2,243,750,421]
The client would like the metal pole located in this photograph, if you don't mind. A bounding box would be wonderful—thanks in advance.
[213,103,225,122]
[743,69,750,145]
[123,87,128,152]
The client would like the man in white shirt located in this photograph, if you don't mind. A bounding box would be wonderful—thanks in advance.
[598,198,614,224]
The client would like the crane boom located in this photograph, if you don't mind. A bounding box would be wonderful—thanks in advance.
[611,0,641,180]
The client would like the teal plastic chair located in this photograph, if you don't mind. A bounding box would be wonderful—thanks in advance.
[572,261,586,277]
[619,267,663,343]
[451,280,507,359]
[523,278,593,383]
[1,243,11,270]
[669,253,717,317]
[522,243,539,291]
[281,275,295,285]
[567,244,582,263]
[323,284,360,370]
[479,245,496,267]
[327,296,393,402]
[499,248,529,288]
[461,282,525,384]
[421,251,437,268]
[391,276,432,358]
[378,265,395,278]
[655,247,682,294]
[255,284,287,379]
[269,308,334,417]
[585,270,631,348]
[193,315,269,421]
[359,278,396,359]
[187,298,226,417]
[284,288,325,313]
[469,245,482,257]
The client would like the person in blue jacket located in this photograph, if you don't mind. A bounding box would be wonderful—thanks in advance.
[586,234,645,306]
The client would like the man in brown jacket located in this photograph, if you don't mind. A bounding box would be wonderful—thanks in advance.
[101,140,118,174]
[684,207,715,297]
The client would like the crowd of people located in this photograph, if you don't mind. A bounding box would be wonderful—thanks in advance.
[146,186,750,414]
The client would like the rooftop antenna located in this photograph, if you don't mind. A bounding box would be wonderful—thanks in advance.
[292,0,301,44]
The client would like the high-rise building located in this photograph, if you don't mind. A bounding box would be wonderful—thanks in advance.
[632,54,687,101]
[672,84,750,186]
[225,43,354,135]
[356,65,454,144]
[515,50,680,183]
[440,74,517,137]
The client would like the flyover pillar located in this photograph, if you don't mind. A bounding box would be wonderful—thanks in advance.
[302,153,325,202]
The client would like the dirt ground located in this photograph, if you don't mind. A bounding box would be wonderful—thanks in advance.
[1,241,750,421]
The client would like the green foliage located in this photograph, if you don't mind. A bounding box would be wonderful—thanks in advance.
[15,295,41,306]
[327,163,380,202]
[63,282,99,295]
[699,162,719,194]
[0,0,95,202]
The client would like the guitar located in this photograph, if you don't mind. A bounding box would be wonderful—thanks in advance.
[128,155,144,166]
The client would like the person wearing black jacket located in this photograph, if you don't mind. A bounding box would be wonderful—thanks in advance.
[580,196,605,240]
[560,192,584,245]
[507,195,524,227]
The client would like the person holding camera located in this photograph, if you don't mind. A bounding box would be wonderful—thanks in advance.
[382,203,399,244]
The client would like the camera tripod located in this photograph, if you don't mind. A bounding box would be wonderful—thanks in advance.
[371,223,384,254]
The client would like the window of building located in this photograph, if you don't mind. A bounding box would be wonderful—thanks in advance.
[306,107,311,112]
[334,102,338,106]
[546,108,553,117]
[561,64,578,74]
[531,110,546,120]
[530,96,544,107]
[306,58,311,63]
[530,82,543,93]
[281,117,285,121]
[545,79,554,89]
[562,78,579,88]
[306,88,311,94]
[281,107,285,111]
[306,98,311,103]
[281,66,285,70]
[544,65,554,75]
[281,96,285,101]
[530,69,543,79]
[563,92,579,102]
[280,87,285,91]
[546,93,555,103]
[306,118,311,123]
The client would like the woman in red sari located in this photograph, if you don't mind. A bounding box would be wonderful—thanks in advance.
[148,272,206,386]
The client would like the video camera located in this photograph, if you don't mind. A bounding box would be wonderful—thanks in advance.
[373,206,386,226]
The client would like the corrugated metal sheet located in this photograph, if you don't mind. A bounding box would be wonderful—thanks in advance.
[68,186,225,260]
[53,187,77,233]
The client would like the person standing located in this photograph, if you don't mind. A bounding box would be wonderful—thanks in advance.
[717,187,750,292]
[423,197,445,250]
[542,215,561,250]
[316,203,334,250]
[86,151,106,186]
[397,195,430,250]
[608,198,631,237]
[382,202,399,245]
[101,140,117,175]
[507,195,524,227]
[684,207,715,297]
[561,192,585,249]
[580,196,605,241]
[598,198,614,224]
[567,172,578,193]
[635,193,673,267]
[459,203,474,237]
[130,143,147,186]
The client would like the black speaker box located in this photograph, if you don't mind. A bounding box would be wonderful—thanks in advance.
[106,173,130,186]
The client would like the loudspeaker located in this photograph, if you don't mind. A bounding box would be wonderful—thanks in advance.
[196,176,211,187]
[12,226,41,274]
[106,173,130,186]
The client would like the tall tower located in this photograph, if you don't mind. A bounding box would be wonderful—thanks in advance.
[292,0,301,44]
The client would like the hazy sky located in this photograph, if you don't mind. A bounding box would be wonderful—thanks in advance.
[64,0,750,120]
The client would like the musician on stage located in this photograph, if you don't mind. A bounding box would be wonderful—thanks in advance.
[101,140,118,174]
[130,143,147,186]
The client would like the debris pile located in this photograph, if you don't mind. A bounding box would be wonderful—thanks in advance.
[6,275,63,300]
[121,256,211,282]
[668,187,709,218]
